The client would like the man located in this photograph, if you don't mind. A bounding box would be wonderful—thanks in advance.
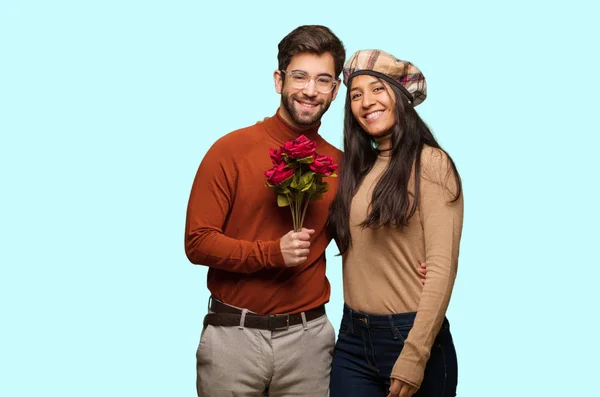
[185,25,346,396]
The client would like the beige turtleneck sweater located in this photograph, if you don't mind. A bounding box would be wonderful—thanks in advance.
[343,145,464,388]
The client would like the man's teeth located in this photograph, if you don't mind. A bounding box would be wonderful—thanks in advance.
[299,101,317,108]
[366,111,382,120]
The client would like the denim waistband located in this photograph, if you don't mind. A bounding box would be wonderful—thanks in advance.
[342,303,449,329]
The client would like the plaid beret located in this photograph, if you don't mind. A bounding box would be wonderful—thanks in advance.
[343,49,427,106]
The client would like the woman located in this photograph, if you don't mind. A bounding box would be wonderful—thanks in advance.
[328,49,464,397]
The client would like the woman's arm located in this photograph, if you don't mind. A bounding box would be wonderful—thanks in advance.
[390,147,464,388]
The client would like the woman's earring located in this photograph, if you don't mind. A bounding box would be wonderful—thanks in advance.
[370,137,379,150]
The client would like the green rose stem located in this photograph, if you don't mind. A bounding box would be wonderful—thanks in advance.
[295,193,303,232]
[299,193,312,232]
[286,192,297,232]
[292,193,299,233]
[294,195,299,232]
[292,169,302,233]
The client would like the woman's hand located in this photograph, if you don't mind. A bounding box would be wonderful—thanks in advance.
[418,262,427,285]
[387,378,418,397]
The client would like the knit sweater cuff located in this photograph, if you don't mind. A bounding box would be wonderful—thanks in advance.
[391,356,425,389]
[267,239,286,268]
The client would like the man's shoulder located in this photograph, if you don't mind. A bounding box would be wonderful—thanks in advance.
[216,121,267,147]
[315,137,342,161]
[207,119,270,156]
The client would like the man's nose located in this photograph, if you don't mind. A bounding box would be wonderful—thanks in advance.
[302,79,318,97]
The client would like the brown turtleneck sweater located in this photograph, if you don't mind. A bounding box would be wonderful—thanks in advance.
[343,146,463,388]
[185,110,341,315]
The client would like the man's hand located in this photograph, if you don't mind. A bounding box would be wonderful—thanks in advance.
[387,378,417,397]
[418,262,427,286]
[280,228,314,267]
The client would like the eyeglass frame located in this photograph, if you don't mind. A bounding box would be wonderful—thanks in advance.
[279,70,339,94]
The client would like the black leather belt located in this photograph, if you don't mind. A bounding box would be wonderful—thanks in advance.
[203,298,326,331]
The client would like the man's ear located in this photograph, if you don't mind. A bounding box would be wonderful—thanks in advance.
[274,70,283,94]
[331,78,342,101]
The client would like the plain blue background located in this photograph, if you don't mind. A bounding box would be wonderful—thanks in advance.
[1,1,599,396]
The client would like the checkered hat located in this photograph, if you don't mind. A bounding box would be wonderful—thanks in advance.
[343,49,427,106]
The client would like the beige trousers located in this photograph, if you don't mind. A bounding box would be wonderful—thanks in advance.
[196,313,335,397]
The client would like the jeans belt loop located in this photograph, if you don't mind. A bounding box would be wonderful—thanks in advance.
[388,314,399,339]
[348,309,354,334]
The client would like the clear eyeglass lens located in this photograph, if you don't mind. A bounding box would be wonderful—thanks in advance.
[291,74,309,86]
[316,77,333,91]
[288,72,333,92]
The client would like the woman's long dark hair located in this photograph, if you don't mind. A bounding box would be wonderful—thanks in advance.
[327,79,462,255]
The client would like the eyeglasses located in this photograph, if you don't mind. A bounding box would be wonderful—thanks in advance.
[280,70,337,94]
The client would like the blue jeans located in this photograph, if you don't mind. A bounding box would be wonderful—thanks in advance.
[330,304,457,397]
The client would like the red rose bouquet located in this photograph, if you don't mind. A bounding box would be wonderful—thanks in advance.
[265,135,338,232]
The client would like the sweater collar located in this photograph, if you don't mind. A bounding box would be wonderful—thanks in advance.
[264,108,322,144]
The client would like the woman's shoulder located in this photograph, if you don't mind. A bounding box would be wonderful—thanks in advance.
[420,145,451,174]
[418,145,460,195]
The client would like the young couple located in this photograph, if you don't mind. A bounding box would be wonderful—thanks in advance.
[185,25,463,397]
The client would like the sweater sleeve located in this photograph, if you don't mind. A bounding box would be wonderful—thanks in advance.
[391,148,464,388]
[184,139,287,273]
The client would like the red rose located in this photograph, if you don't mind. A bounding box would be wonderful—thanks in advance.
[269,147,284,165]
[310,154,338,176]
[282,135,317,159]
[265,162,294,186]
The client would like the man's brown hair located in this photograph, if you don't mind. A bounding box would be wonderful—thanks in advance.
[278,25,346,77]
